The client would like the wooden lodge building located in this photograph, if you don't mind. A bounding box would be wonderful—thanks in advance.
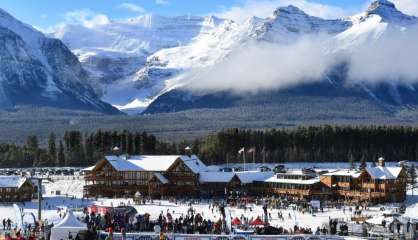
[84,155,407,204]
[254,169,333,200]
[84,155,208,198]
[0,176,36,202]
[320,158,407,203]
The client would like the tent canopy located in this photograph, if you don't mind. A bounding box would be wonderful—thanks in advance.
[250,217,264,226]
[232,217,242,225]
[54,211,86,228]
[50,211,87,240]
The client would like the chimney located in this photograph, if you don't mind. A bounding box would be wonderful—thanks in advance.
[377,157,385,167]
[185,146,192,157]
[112,146,120,156]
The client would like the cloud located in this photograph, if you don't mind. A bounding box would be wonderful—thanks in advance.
[64,9,110,28]
[182,35,334,93]
[118,3,146,13]
[215,0,356,23]
[180,21,418,94]
[391,0,418,16]
[155,0,169,5]
[347,24,418,85]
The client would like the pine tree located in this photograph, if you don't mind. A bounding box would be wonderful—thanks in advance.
[48,132,57,165]
[57,140,65,167]
[26,135,39,166]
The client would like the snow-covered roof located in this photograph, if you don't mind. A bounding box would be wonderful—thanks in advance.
[103,155,207,172]
[199,171,274,184]
[199,172,235,183]
[105,156,144,171]
[0,176,28,188]
[152,173,169,184]
[182,155,208,173]
[235,171,274,184]
[322,169,361,177]
[366,166,403,180]
[265,176,321,185]
[82,166,94,171]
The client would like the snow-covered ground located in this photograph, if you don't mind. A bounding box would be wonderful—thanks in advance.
[0,177,416,233]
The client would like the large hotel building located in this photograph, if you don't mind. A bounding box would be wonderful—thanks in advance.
[83,155,407,204]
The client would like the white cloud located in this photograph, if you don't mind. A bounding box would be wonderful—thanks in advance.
[181,22,418,94]
[155,0,169,5]
[118,3,146,13]
[215,0,356,23]
[183,35,334,93]
[347,24,418,85]
[390,0,418,16]
[64,9,110,28]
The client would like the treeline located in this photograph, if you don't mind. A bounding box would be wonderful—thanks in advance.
[198,126,418,165]
[0,126,418,167]
[0,130,187,167]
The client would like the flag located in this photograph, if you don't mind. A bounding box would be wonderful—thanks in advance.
[238,147,245,154]
[248,147,256,153]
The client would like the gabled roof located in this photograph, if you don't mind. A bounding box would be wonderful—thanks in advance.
[104,156,144,171]
[181,155,208,173]
[101,155,208,172]
[151,173,170,184]
[0,176,29,188]
[365,166,403,180]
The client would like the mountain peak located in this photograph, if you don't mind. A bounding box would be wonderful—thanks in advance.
[368,0,396,11]
[273,5,307,18]
[366,0,417,24]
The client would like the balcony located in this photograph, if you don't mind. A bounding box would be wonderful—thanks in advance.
[84,175,124,181]
[271,188,311,196]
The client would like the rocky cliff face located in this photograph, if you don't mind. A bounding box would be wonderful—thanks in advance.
[0,8,120,114]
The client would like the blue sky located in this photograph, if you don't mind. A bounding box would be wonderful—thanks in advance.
[0,0,415,29]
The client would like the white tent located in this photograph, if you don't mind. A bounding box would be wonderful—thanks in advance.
[50,211,87,240]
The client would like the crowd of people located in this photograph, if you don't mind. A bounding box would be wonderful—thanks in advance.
[83,203,229,235]
[80,198,333,238]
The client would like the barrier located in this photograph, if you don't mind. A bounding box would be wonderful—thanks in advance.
[98,232,345,240]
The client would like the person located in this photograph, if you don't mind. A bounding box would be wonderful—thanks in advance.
[6,218,12,230]
[315,227,320,235]
[2,218,5,230]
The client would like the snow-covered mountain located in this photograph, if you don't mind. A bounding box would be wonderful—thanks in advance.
[49,14,226,112]
[0,8,120,114]
[50,0,418,114]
